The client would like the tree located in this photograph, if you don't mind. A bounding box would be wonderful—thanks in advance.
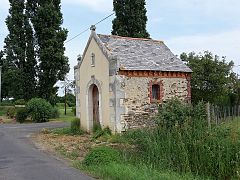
[28,0,69,101]
[112,0,150,38]
[4,0,37,100]
[60,78,75,115]
[2,0,69,101]
[180,51,235,105]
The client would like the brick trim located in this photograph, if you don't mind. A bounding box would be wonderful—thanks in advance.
[149,80,164,103]
[119,70,191,78]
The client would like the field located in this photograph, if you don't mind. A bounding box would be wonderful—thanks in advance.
[50,105,76,122]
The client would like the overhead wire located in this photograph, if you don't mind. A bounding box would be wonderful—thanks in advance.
[64,12,114,44]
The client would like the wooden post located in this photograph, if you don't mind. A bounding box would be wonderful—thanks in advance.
[64,86,67,115]
[206,102,211,129]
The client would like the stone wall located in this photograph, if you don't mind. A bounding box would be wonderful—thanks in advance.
[120,76,190,129]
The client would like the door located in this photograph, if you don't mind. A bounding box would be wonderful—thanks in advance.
[92,85,99,124]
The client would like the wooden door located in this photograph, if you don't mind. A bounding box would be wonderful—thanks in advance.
[92,85,99,123]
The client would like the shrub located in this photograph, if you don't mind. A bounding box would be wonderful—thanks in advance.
[16,108,28,123]
[26,98,52,123]
[14,99,26,105]
[155,98,191,128]
[6,107,15,118]
[71,118,80,132]
[51,107,60,118]
[83,146,121,166]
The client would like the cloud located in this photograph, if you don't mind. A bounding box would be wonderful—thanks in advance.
[166,28,240,68]
[62,0,112,12]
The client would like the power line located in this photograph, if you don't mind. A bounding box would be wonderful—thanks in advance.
[64,13,114,44]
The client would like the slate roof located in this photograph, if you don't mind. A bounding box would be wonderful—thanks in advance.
[97,34,192,73]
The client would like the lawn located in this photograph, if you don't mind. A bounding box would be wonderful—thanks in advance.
[50,105,76,122]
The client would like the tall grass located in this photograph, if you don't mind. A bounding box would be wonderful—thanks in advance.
[124,99,240,179]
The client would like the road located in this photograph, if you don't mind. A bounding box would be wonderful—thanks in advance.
[0,122,93,180]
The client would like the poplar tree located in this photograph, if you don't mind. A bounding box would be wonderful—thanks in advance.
[4,0,36,100]
[112,0,150,38]
[28,0,69,100]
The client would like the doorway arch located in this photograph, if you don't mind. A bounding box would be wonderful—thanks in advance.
[86,78,102,131]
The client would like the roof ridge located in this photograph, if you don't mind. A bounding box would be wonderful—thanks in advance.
[97,34,164,43]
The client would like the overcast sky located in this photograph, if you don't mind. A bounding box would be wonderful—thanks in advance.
[0,0,240,78]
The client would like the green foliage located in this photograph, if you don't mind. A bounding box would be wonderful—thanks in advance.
[6,107,15,118]
[2,0,68,101]
[4,0,37,100]
[92,127,112,139]
[50,107,60,118]
[156,98,191,128]
[0,106,12,116]
[16,108,28,123]
[112,0,150,38]
[180,51,235,105]
[52,127,84,136]
[0,100,14,106]
[26,98,52,123]
[123,99,240,179]
[72,106,76,116]
[80,162,197,180]
[66,93,76,107]
[93,122,102,133]
[29,0,69,101]
[14,99,26,105]
[83,146,121,167]
[71,118,80,133]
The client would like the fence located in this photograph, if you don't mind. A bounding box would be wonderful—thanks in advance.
[206,102,240,128]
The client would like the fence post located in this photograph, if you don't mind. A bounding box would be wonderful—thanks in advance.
[206,102,211,129]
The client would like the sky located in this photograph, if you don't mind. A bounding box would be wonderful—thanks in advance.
[0,0,240,78]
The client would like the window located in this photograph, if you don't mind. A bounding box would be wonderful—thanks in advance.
[91,53,95,66]
[152,84,160,100]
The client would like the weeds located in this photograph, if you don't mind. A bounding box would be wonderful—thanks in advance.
[122,99,240,179]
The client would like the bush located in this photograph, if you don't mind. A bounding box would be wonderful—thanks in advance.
[51,107,60,118]
[155,98,191,128]
[6,107,15,118]
[83,146,121,166]
[26,98,52,123]
[14,99,26,105]
[16,108,28,123]
[71,118,80,132]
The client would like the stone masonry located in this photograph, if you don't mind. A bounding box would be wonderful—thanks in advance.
[119,76,190,129]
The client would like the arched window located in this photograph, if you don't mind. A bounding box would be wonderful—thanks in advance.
[152,84,160,100]
[91,53,95,66]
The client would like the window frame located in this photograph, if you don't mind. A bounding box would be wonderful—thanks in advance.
[149,81,162,103]
[91,53,95,67]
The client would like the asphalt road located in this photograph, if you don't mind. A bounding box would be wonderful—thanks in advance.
[0,122,93,180]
